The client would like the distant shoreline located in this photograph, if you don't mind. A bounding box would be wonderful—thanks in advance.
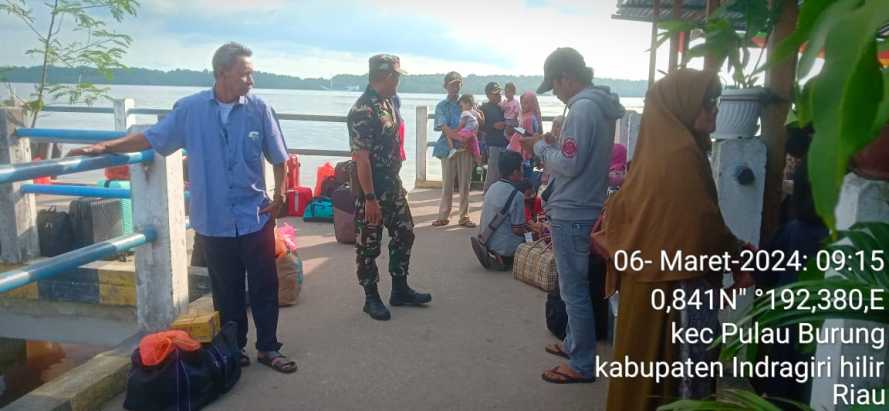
[1,65,649,97]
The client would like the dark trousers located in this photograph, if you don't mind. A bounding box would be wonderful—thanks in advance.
[198,220,282,352]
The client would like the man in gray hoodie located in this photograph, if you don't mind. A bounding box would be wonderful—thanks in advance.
[530,47,625,384]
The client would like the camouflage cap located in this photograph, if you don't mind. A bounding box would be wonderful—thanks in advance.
[369,54,407,75]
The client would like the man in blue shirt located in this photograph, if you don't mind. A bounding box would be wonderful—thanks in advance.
[431,71,476,228]
[69,42,297,374]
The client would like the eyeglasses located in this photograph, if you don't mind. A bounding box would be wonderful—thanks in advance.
[705,96,720,110]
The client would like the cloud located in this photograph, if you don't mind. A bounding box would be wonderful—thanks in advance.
[0,0,673,80]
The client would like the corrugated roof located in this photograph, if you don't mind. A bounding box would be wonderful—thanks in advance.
[612,0,744,27]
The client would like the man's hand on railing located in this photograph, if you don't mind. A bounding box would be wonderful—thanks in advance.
[67,143,108,157]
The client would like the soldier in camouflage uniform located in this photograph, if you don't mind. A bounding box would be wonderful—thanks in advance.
[347,54,432,321]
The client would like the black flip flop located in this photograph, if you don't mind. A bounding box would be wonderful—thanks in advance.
[239,349,250,367]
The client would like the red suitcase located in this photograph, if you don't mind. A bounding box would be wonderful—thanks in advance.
[287,187,313,217]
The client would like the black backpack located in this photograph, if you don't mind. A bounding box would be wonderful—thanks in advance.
[124,322,241,411]
[37,207,75,257]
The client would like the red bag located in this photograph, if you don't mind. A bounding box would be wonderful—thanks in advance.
[287,187,313,217]
[105,165,130,181]
[314,163,335,197]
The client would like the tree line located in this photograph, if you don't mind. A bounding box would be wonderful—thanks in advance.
[1,66,649,97]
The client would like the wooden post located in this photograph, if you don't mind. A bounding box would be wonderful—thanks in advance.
[415,106,428,186]
[0,107,39,264]
[648,0,661,88]
[704,0,722,71]
[668,0,683,72]
[760,0,798,244]
[113,98,135,132]
[128,125,188,331]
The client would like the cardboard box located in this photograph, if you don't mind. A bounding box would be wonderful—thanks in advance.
[171,310,221,343]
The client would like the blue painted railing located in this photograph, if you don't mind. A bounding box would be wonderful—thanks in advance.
[15,128,126,142]
[21,183,132,199]
[0,229,156,294]
[21,183,192,201]
[0,151,153,185]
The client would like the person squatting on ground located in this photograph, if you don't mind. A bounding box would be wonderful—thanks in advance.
[68,42,297,374]
[526,47,625,384]
[473,151,542,270]
[347,54,432,322]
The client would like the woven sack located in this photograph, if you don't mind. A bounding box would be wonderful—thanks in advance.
[512,239,557,292]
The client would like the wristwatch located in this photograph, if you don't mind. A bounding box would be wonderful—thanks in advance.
[364,192,377,201]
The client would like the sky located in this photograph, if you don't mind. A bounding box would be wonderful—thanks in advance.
[0,0,676,80]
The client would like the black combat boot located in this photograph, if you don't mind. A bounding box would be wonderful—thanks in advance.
[363,284,391,321]
[390,276,432,306]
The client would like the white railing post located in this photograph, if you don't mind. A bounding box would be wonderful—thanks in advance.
[128,124,188,331]
[415,106,428,186]
[113,98,135,132]
[0,107,39,264]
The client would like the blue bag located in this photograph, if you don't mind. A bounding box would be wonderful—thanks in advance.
[432,136,450,159]
[303,197,334,223]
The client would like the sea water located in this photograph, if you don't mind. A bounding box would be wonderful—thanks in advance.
[2,83,644,190]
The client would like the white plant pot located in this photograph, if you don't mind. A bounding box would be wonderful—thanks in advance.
[713,87,769,140]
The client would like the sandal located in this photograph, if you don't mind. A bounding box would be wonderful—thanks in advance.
[431,219,449,227]
[541,364,595,384]
[239,349,251,367]
[459,219,477,228]
[545,343,570,360]
[257,351,298,374]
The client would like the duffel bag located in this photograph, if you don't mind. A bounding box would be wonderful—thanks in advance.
[303,197,334,223]
[512,239,557,292]
[124,322,241,411]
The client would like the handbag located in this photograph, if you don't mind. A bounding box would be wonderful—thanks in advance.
[432,136,450,159]
[512,238,558,292]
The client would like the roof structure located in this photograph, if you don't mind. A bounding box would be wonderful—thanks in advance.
[612,0,744,28]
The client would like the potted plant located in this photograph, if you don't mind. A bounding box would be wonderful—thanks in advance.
[657,0,780,139]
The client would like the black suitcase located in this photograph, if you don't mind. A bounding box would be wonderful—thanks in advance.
[37,207,76,257]
[69,197,124,248]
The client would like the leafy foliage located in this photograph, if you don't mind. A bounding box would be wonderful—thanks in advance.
[657,388,812,411]
[1,0,138,131]
[781,0,889,230]
[656,0,782,88]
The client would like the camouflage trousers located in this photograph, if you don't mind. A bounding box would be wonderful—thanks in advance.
[355,187,415,287]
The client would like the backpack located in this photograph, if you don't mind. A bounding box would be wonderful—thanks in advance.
[124,322,241,411]
[303,197,334,223]
[37,207,75,257]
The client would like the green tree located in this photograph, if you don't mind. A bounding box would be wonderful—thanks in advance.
[1,0,138,157]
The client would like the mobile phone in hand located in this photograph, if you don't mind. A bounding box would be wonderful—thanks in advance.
[514,127,527,136]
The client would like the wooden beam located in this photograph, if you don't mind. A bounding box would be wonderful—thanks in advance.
[669,0,682,71]
[760,0,799,245]
[648,0,661,88]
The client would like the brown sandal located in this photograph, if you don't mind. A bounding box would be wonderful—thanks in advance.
[459,219,477,228]
[257,351,298,374]
[545,343,569,359]
[541,364,595,384]
[431,219,449,227]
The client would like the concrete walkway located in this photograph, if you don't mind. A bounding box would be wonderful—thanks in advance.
[101,189,609,411]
